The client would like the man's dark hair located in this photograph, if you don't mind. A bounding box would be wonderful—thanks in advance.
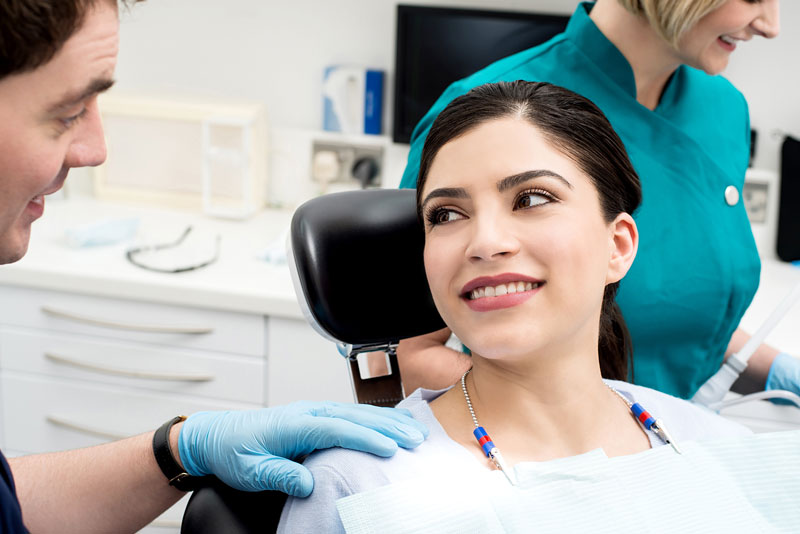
[0,0,141,79]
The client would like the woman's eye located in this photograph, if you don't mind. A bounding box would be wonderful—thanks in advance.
[427,208,464,226]
[514,189,554,210]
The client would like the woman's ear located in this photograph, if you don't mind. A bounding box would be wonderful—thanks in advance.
[606,212,638,284]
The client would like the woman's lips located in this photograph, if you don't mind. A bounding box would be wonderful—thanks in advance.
[462,283,543,312]
[717,35,736,52]
[460,274,545,313]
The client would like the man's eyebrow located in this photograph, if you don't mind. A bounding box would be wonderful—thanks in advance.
[46,77,116,114]
[420,187,469,210]
[497,170,573,192]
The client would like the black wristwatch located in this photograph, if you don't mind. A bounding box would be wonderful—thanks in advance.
[152,416,211,492]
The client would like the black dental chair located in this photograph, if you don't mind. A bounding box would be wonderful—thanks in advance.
[180,189,445,534]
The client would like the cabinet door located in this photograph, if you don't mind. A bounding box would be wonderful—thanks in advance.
[0,285,265,356]
[266,317,353,406]
[1,328,264,404]
[1,372,259,454]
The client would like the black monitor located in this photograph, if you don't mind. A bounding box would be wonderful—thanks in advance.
[393,5,569,144]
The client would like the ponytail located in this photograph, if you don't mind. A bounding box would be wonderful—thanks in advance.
[598,283,633,381]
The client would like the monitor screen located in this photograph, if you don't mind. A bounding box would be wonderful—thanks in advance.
[393,5,569,144]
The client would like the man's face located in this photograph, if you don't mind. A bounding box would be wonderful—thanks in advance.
[0,1,119,264]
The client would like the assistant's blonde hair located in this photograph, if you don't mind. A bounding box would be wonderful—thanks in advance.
[616,0,728,47]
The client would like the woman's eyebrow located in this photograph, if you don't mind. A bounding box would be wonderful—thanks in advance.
[420,187,469,210]
[497,170,573,192]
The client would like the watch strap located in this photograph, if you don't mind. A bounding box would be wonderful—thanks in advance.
[153,415,211,492]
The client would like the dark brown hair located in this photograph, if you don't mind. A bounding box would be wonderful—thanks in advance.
[0,0,141,79]
[417,81,642,381]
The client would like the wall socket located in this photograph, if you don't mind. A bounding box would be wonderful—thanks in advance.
[311,140,384,188]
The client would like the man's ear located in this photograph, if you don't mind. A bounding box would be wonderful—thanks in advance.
[606,212,638,284]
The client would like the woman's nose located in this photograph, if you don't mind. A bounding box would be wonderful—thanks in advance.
[464,214,520,261]
[64,101,107,169]
[752,1,780,39]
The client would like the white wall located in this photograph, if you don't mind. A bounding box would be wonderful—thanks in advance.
[97,0,797,203]
[724,1,800,173]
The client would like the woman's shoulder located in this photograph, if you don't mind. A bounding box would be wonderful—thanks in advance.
[605,380,752,443]
[278,389,466,533]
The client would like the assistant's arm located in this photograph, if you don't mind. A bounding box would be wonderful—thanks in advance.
[396,327,472,393]
[726,327,781,394]
[10,425,185,534]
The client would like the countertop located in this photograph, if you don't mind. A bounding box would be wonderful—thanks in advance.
[0,197,303,318]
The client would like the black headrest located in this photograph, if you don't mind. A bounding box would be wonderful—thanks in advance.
[288,189,445,346]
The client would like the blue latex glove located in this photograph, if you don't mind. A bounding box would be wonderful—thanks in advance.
[178,401,428,497]
[765,353,800,404]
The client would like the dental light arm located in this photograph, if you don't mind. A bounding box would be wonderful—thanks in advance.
[691,281,800,409]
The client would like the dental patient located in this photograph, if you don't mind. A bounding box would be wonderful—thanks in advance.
[277,81,752,533]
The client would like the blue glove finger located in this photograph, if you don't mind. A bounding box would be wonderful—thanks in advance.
[257,458,314,497]
[218,452,314,496]
[311,402,429,440]
[766,353,800,405]
[306,407,426,450]
[298,416,412,457]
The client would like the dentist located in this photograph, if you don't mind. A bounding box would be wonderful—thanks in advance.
[0,1,427,533]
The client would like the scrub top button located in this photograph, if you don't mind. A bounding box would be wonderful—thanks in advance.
[725,185,740,206]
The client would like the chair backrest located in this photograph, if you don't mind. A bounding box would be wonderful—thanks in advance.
[180,479,287,534]
[288,188,444,345]
[287,189,445,405]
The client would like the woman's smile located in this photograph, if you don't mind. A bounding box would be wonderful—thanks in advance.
[460,272,545,312]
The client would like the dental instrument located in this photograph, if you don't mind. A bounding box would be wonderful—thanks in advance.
[691,281,800,410]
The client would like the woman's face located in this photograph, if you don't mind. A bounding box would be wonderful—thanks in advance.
[420,118,636,363]
[677,0,779,75]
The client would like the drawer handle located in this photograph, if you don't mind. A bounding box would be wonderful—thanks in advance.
[46,415,128,441]
[44,352,215,382]
[41,305,214,334]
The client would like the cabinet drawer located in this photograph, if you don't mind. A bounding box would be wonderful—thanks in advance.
[0,329,264,404]
[0,285,265,357]
[1,372,258,454]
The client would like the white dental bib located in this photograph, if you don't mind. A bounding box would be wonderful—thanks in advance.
[336,429,800,533]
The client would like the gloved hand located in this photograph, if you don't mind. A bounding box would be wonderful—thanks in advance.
[178,401,428,497]
[765,352,800,405]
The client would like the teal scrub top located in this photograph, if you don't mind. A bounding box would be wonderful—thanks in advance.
[399,2,760,399]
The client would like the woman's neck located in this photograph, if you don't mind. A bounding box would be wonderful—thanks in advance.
[589,0,682,110]
[429,342,651,467]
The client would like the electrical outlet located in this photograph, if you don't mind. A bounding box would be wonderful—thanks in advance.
[311,140,384,188]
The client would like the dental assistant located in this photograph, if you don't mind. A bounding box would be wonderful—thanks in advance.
[0,1,427,533]
[397,0,795,400]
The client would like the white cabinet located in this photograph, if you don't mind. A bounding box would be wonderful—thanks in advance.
[0,284,275,533]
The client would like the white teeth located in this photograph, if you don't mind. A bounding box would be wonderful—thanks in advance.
[469,281,541,300]
[720,35,735,45]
